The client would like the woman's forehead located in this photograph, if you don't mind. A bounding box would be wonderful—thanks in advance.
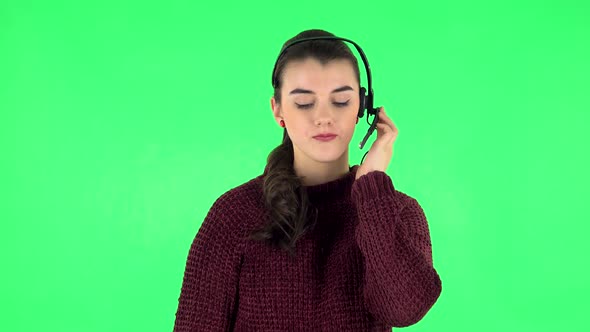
[281,58,357,91]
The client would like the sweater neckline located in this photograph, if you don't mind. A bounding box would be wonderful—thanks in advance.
[304,165,359,205]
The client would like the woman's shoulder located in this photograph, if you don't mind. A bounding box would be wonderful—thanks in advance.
[207,173,266,223]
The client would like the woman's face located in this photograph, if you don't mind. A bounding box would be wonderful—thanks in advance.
[271,57,359,165]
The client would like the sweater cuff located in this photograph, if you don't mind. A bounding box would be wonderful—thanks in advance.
[351,170,396,203]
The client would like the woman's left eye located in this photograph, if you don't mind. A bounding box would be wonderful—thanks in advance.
[295,103,313,109]
[334,101,349,107]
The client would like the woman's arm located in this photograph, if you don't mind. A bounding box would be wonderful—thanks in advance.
[173,194,243,332]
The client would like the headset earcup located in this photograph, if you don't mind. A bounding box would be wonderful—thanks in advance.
[358,87,367,118]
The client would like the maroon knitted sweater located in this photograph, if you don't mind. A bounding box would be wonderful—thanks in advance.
[173,165,442,331]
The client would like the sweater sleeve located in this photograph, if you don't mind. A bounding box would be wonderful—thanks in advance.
[351,170,442,328]
[173,193,243,332]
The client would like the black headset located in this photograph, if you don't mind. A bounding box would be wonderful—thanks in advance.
[271,36,381,165]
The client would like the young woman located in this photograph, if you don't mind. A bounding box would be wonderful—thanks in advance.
[173,29,442,331]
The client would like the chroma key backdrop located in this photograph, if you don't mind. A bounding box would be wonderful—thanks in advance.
[1,0,588,331]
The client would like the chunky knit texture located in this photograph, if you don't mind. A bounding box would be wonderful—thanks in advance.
[173,165,442,331]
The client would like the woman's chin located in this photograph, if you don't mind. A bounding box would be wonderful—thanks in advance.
[310,147,346,162]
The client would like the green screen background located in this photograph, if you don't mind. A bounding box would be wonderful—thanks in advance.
[1,0,588,331]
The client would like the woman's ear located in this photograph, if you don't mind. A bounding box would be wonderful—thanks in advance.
[270,96,280,118]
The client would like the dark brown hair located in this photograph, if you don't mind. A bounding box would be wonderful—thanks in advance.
[247,29,361,258]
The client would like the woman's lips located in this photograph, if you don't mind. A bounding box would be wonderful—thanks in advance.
[314,135,337,141]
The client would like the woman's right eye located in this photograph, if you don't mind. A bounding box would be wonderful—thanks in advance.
[295,103,313,109]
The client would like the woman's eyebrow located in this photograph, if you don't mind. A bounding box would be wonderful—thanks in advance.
[289,85,354,95]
